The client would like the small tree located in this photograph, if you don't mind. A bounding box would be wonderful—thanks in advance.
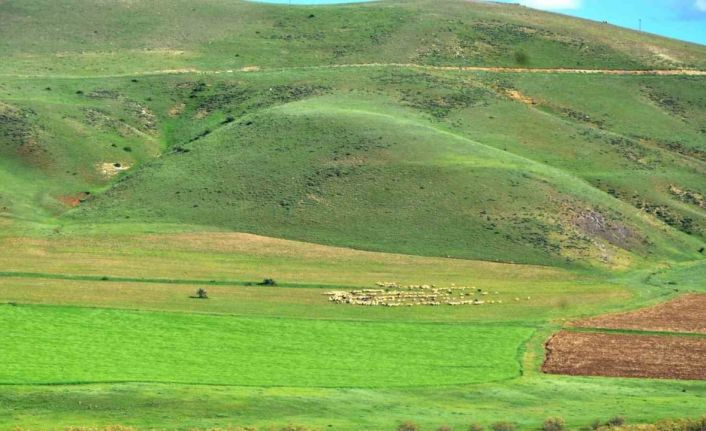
[398,421,420,431]
[543,417,566,431]
[196,288,208,299]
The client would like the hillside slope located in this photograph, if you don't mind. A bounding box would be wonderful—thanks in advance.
[0,0,705,268]
[0,0,705,76]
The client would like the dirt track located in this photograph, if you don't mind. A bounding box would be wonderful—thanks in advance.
[3,63,706,79]
[543,330,706,381]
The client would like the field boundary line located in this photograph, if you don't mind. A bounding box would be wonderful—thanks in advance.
[0,271,356,290]
[564,326,706,338]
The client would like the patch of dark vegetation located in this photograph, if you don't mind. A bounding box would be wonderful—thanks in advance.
[83,93,156,132]
[183,82,330,118]
[602,186,704,237]
[86,89,121,99]
[669,185,706,210]
[374,70,492,118]
[258,278,277,286]
[641,85,686,118]
[189,129,211,143]
[0,105,37,149]
[559,107,605,128]
[401,86,490,118]
[649,138,706,163]
[0,104,49,164]
[84,107,136,138]
[580,129,657,169]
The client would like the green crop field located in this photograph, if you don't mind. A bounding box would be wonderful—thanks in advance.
[1,0,706,429]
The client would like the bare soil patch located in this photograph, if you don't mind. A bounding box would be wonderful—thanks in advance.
[572,294,706,334]
[543,330,706,381]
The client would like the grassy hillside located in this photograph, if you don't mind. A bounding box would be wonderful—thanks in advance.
[1,0,705,77]
[1,0,706,430]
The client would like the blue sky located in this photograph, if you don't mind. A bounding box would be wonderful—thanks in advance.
[492,0,706,45]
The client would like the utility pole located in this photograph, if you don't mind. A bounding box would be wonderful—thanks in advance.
[639,19,642,32]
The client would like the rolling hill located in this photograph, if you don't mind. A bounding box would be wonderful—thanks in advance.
[1,0,706,430]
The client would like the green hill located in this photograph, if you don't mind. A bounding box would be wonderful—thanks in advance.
[1,1,706,429]
[1,0,704,268]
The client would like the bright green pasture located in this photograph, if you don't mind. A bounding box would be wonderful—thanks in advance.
[2,376,706,431]
[0,304,532,387]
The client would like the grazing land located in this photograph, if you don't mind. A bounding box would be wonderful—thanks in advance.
[1,0,706,429]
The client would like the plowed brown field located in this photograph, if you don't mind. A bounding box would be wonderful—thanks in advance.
[572,294,706,334]
[543,330,706,381]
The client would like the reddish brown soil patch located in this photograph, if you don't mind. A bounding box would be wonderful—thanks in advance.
[543,330,706,381]
[57,192,91,208]
[572,294,706,334]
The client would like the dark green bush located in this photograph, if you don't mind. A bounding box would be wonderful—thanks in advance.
[514,50,529,65]
[258,278,277,286]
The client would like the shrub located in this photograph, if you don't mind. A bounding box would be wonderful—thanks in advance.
[469,424,484,431]
[543,418,566,431]
[491,422,515,431]
[258,278,277,286]
[685,417,706,431]
[398,421,420,431]
[591,420,603,430]
[514,50,529,65]
[606,417,626,427]
[438,426,453,431]
[195,288,208,299]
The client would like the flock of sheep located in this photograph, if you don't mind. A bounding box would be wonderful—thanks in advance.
[325,282,519,307]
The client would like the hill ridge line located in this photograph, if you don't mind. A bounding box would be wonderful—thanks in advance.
[3,63,706,79]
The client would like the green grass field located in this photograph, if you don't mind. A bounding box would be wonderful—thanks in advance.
[1,0,706,429]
